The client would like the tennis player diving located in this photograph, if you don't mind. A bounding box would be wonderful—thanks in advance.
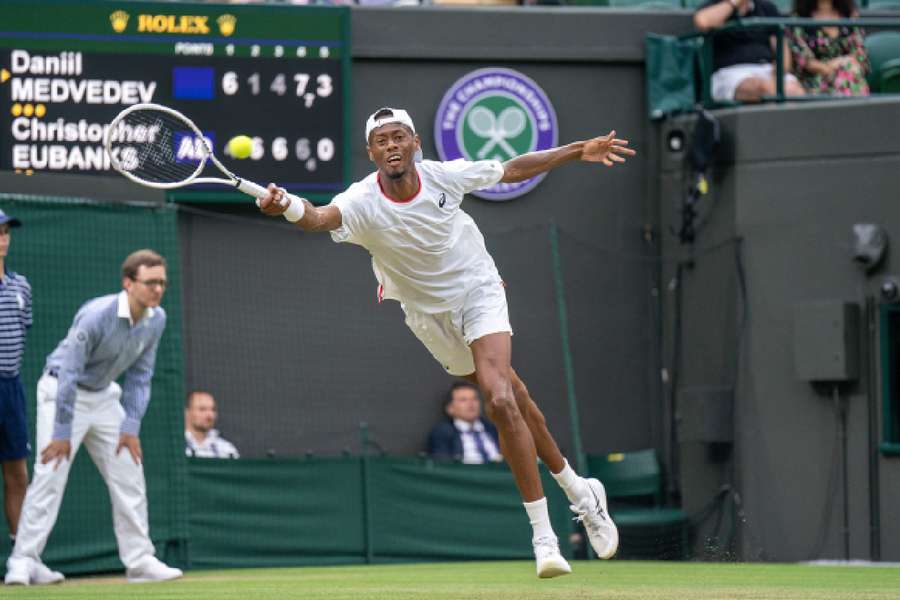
[258,108,636,578]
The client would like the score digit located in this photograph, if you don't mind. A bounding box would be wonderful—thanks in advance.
[317,138,334,161]
[222,71,238,95]
[248,73,260,95]
[316,74,333,98]
[272,137,288,161]
[294,74,310,96]
[295,138,310,161]
[271,74,287,96]
[251,137,265,161]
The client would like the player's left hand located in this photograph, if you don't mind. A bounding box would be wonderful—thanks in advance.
[581,131,636,167]
[116,433,143,465]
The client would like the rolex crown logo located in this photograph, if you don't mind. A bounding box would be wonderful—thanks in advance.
[217,14,236,37]
[110,10,129,33]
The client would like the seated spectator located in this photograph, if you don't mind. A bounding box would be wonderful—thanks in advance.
[787,0,869,96]
[184,390,239,458]
[694,0,806,102]
[427,381,502,464]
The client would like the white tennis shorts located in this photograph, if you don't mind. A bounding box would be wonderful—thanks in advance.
[402,280,512,376]
[711,63,799,102]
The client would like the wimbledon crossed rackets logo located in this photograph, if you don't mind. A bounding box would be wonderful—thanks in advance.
[435,68,558,201]
[467,105,527,160]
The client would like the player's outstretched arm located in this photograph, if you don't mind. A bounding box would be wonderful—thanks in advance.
[257,183,343,232]
[500,131,636,184]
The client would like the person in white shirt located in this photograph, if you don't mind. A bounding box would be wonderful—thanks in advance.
[256,107,635,578]
[184,391,239,459]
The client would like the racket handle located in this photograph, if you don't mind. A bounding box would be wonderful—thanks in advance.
[235,178,269,199]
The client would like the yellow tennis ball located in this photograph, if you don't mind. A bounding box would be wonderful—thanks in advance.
[227,135,253,159]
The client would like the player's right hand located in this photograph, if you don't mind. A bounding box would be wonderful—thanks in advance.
[257,183,289,217]
[41,439,72,470]
[581,131,636,167]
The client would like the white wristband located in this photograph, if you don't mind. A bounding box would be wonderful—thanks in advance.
[282,195,306,223]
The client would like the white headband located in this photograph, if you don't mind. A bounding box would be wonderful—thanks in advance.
[365,108,416,142]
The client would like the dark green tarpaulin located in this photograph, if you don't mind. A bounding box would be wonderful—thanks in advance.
[646,34,703,120]
[187,457,572,569]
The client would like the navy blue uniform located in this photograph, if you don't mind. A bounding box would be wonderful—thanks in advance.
[0,269,32,461]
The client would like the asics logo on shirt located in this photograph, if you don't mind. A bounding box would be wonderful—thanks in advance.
[438,193,446,208]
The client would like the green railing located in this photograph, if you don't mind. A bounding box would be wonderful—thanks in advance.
[682,17,900,107]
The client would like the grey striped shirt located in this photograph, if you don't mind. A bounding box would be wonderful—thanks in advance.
[185,430,240,459]
[0,270,32,377]
[45,291,166,440]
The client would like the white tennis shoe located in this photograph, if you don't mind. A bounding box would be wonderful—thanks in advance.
[572,478,619,559]
[533,536,572,578]
[30,561,64,585]
[4,557,64,586]
[126,556,183,583]
[3,558,29,586]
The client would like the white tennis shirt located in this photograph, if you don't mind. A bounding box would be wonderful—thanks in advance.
[330,159,505,313]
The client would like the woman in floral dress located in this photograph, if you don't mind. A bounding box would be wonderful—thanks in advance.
[788,0,870,96]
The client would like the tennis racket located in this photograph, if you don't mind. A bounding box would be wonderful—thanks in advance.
[104,102,291,206]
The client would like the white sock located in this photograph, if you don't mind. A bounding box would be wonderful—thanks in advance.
[523,497,556,541]
[551,459,590,504]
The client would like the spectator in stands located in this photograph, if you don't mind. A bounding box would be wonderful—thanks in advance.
[185,390,239,459]
[428,381,502,464]
[0,210,30,553]
[787,0,869,95]
[694,0,807,102]
[6,250,182,585]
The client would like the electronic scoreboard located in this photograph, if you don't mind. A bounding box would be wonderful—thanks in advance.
[0,0,350,201]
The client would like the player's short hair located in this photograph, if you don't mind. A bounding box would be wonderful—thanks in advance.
[186,390,215,409]
[443,380,480,409]
[372,108,395,121]
[122,249,166,280]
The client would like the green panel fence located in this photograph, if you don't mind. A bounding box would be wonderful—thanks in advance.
[187,457,366,569]
[366,458,572,562]
[188,457,573,568]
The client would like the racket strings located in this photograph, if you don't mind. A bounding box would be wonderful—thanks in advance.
[107,109,207,185]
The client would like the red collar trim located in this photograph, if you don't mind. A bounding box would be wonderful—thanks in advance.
[377,172,421,204]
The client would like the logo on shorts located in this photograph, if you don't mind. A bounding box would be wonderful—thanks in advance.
[438,192,446,208]
[434,68,558,202]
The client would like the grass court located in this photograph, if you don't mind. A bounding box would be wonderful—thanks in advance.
[4,560,898,600]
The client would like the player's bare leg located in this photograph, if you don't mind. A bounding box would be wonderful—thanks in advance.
[508,368,566,473]
[469,332,570,578]
[463,368,567,475]
[2,459,27,538]
[469,334,540,501]
[504,367,619,559]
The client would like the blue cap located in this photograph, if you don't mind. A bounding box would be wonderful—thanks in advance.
[0,209,21,228]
